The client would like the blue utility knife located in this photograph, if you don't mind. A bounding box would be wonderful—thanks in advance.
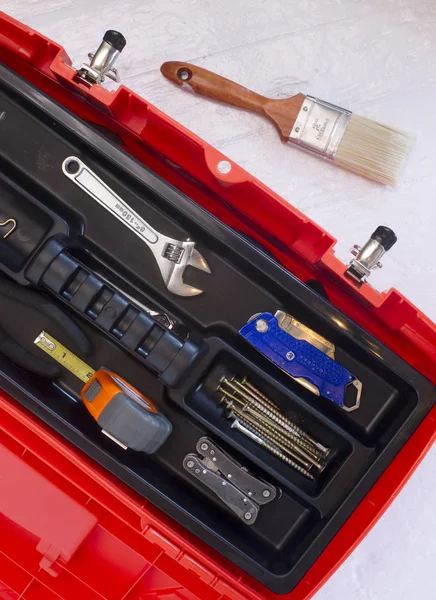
[239,311,362,411]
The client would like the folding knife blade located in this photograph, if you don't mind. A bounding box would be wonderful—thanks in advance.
[275,310,335,358]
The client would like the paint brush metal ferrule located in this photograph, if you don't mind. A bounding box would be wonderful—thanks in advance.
[288,96,351,159]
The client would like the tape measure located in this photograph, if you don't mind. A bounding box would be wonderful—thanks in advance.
[34,331,172,453]
[35,331,95,383]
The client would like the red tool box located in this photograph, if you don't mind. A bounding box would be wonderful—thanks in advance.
[1,11,436,600]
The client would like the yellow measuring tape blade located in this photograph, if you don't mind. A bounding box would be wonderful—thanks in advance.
[34,331,95,384]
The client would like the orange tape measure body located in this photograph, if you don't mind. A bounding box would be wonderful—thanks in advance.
[81,369,159,421]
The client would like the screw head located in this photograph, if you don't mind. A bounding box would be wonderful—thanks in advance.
[200,443,209,452]
[286,351,295,361]
[295,127,300,132]
[255,319,269,333]
[263,490,271,498]
[186,460,195,469]
[303,106,308,112]
[244,511,252,520]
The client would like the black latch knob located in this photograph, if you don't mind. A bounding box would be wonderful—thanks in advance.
[103,30,126,52]
[371,226,397,252]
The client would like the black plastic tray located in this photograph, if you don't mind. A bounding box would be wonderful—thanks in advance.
[0,64,434,594]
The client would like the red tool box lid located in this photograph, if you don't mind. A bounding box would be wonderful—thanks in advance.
[1,11,436,600]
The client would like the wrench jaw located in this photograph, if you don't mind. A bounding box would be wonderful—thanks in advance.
[167,264,203,297]
[157,239,211,297]
[188,247,211,274]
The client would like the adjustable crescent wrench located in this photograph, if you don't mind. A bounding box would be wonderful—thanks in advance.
[62,157,211,296]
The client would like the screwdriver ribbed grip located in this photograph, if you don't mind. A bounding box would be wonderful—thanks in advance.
[25,239,202,387]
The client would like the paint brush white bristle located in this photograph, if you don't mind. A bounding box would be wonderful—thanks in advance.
[334,114,414,186]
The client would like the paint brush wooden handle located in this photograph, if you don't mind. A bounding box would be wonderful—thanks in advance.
[161,61,412,185]
[161,61,306,138]
[160,61,269,113]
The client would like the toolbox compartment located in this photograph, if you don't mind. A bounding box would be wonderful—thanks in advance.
[0,61,435,596]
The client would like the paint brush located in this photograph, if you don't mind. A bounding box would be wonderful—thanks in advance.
[161,61,413,186]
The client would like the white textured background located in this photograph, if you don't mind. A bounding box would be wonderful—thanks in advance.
[2,1,436,598]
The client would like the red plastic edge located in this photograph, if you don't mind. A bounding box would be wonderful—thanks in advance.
[0,11,435,600]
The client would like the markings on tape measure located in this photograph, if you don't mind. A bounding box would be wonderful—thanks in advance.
[34,331,95,384]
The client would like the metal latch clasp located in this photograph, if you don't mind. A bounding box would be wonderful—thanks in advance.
[76,30,126,87]
[346,226,397,285]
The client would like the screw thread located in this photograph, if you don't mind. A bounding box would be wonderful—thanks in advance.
[221,390,318,456]
[235,419,314,480]
[243,406,324,459]
[234,407,323,470]
[232,409,312,469]
[221,377,329,456]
